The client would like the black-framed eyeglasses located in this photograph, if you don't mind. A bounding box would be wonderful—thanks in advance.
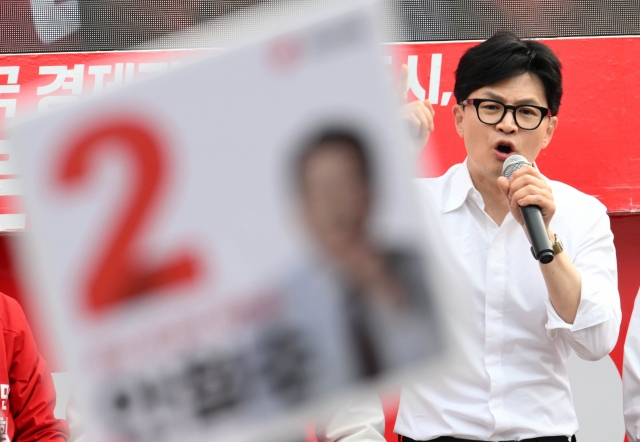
[460,98,553,130]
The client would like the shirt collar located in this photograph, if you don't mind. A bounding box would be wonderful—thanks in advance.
[443,158,476,213]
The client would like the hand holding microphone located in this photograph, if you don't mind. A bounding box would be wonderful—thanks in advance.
[498,155,556,264]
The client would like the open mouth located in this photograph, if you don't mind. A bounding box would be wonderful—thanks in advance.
[492,141,515,160]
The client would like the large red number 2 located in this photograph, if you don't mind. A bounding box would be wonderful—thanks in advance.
[57,119,201,313]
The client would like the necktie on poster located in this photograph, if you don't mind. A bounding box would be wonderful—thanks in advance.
[9,3,446,442]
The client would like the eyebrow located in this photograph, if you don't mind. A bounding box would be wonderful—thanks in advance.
[480,91,543,106]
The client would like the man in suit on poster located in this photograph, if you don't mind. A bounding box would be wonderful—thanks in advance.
[281,127,438,401]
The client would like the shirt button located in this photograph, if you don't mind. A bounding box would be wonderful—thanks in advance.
[544,324,549,329]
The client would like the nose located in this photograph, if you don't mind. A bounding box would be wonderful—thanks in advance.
[496,108,518,133]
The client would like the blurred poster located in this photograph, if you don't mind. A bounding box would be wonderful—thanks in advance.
[10,3,441,442]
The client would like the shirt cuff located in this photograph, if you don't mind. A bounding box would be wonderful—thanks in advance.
[544,280,618,335]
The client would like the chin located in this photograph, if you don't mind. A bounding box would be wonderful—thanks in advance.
[483,162,504,180]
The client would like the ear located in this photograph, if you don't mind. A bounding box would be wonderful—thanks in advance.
[452,104,465,138]
[541,116,558,150]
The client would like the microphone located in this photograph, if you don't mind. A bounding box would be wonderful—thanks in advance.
[502,155,554,264]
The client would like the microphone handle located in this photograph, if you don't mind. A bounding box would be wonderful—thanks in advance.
[519,205,554,264]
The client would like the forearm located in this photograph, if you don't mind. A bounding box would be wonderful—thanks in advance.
[539,241,581,324]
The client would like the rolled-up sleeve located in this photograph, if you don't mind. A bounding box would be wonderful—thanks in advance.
[545,203,621,361]
[624,291,640,442]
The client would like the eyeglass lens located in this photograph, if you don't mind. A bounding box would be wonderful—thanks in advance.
[477,101,543,130]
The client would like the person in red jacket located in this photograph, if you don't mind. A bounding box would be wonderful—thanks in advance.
[0,293,68,441]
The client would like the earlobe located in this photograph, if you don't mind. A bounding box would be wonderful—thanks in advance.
[452,105,465,138]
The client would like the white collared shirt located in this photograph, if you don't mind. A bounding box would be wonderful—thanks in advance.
[395,160,621,441]
[624,290,640,441]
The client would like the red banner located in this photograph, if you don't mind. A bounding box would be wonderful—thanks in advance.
[0,49,206,133]
[1,37,639,213]
[0,37,637,442]
[387,37,640,213]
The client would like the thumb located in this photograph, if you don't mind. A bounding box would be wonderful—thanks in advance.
[497,176,510,201]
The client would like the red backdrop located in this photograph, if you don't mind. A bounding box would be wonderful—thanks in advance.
[0,36,638,440]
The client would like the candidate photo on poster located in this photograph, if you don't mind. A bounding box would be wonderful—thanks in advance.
[264,125,439,405]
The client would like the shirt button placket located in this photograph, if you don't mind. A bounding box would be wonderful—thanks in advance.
[484,228,511,436]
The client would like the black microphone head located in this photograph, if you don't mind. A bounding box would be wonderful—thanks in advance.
[502,154,531,179]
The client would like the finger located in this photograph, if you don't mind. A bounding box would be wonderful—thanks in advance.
[424,99,436,118]
[511,171,546,186]
[397,64,409,104]
[401,103,421,124]
[517,194,553,207]
[513,172,544,187]
[407,114,422,136]
[508,174,549,199]
[517,195,557,216]
[414,104,432,138]
[510,165,543,182]
[497,176,511,201]
[423,100,435,131]
[405,102,429,136]
[511,185,553,207]
[414,102,434,137]
[424,99,435,115]
[511,183,552,200]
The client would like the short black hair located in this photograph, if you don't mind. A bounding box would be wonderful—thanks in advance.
[295,128,371,188]
[454,31,562,115]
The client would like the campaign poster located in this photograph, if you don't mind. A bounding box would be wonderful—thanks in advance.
[9,4,444,442]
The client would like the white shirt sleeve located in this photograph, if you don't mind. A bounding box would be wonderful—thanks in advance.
[315,392,386,442]
[624,290,640,442]
[544,206,621,361]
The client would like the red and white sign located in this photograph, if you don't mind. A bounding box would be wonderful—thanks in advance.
[386,37,640,213]
[2,28,639,442]
[1,37,639,227]
[10,6,444,442]
[0,48,205,130]
[0,49,209,229]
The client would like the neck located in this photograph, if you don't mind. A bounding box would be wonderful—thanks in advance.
[467,162,510,226]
